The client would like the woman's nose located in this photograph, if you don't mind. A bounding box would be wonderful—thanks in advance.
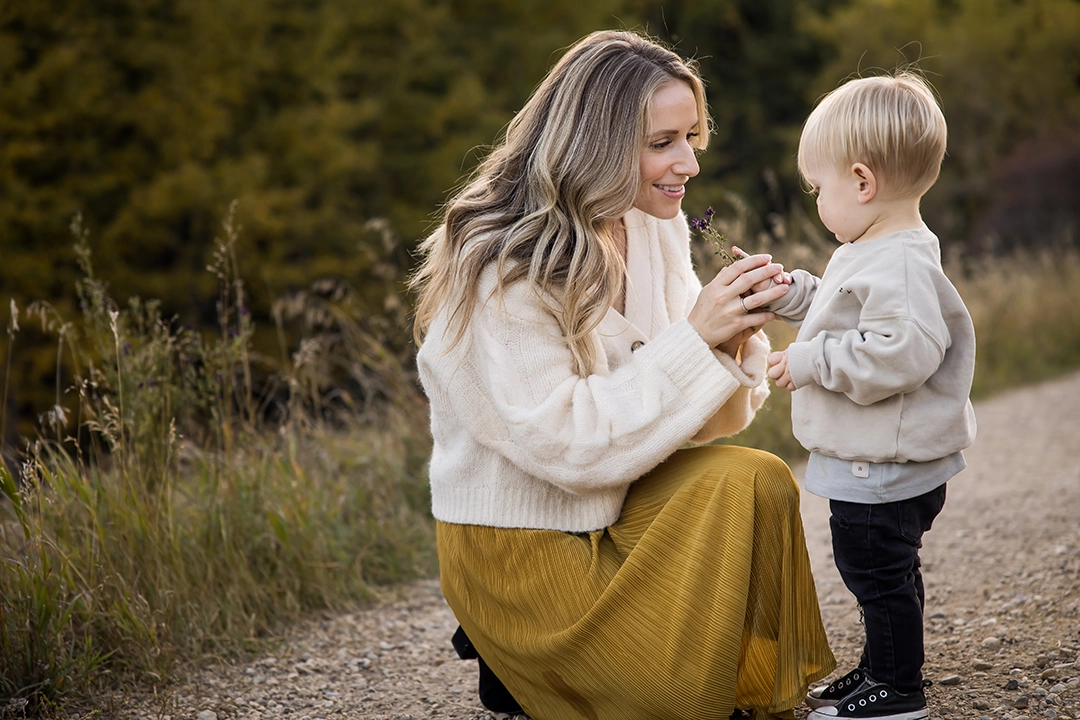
[676,142,700,178]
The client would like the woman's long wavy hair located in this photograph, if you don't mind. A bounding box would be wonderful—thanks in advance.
[409,29,710,376]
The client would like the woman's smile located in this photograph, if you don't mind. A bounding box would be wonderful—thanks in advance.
[654,183,686,198]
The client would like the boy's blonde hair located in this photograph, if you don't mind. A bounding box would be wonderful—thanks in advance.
[798,71,947,199]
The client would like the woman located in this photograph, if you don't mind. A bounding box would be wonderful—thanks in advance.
[409,29,835,720]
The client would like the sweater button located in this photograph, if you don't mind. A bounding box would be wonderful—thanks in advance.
[631,340,645,351]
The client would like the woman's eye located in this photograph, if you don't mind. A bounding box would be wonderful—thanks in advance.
[687,131,700,141]
[650,139,671,150]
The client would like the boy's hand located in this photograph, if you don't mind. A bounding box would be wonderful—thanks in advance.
[767,349,796,391]
[733,247,792,294]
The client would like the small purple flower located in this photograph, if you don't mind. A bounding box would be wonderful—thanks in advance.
[691,206,735,267]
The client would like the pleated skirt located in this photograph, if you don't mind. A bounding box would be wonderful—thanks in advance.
[437,445,836,720]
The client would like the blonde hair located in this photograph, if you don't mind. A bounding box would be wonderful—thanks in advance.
[409,29,709,376]
[798,71,947,199]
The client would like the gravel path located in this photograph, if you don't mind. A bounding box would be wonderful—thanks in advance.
[119,371,1080,720]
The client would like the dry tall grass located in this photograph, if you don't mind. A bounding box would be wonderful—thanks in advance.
[1,210,434,714]
[2,201,1078,714]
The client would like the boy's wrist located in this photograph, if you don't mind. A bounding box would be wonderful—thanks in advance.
[785,342,816,389]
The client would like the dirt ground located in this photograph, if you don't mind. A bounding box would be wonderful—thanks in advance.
[116,370,1080,720]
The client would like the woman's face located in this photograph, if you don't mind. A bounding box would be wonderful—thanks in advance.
[634,80,701,220]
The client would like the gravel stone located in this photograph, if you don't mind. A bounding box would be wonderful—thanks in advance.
[109,371,1080,720]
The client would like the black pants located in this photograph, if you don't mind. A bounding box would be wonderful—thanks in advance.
[829,484,947,693]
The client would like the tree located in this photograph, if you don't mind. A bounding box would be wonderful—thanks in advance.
[799,0,1080,247]
[0,0,628,432]
[620,0,844,237]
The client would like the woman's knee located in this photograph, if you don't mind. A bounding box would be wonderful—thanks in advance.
[727,446,799,509]
[682,445,797,502]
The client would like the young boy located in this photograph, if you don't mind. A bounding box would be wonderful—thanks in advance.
[764,72,977,720]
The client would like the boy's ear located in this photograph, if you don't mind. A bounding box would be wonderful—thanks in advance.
[851,163,877,204]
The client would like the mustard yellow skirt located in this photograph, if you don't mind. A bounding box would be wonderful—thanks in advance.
[437,445,836,720]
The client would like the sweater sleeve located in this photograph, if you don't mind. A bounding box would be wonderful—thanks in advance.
[678,227,772,442]
[446,276,745,495]
[785,264,952,405]
[766,269,819,324]
[691,329,771,442]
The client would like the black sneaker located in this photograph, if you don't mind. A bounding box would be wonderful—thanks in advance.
[808,682,927,720]
[806,668,872,709]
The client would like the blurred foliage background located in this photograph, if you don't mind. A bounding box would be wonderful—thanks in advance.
[2,0,1079,442]
[2,1,1079,709]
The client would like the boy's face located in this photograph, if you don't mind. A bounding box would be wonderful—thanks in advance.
[804,162,873,244]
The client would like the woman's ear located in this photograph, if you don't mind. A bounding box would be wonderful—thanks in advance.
[851,163,877,204]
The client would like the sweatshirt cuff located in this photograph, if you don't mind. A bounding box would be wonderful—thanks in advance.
[785,340,817,390]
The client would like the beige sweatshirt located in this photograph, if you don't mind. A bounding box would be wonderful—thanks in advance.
[770,225,977,466]
[417,209,771,532]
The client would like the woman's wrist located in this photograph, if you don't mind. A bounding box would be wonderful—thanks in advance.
[716,339,742,360]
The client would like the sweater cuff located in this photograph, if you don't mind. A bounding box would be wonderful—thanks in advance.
[785,340,817,390]
[645,319,738,398]
[714,330,769,388]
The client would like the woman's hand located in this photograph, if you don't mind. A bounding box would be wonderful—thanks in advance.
[733,246,792,293]
[687,253,789,352]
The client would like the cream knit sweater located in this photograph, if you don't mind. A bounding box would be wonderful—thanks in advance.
[417,209,772,532]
